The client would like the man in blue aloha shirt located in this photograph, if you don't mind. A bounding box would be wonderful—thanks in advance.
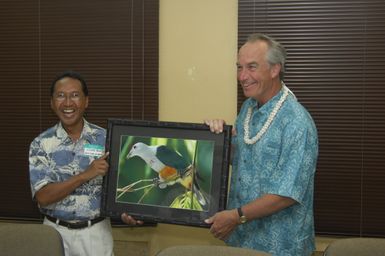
[205,34,318,256]
[29,71,114,256]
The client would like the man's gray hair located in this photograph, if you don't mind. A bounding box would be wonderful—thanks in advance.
[246,33,286,80]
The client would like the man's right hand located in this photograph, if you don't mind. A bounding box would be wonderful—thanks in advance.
[82,152,110,180]
[204,119,226,134]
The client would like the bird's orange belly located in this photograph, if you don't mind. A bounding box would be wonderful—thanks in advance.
[159,166,178,181]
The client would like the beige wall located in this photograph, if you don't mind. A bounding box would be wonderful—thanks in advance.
[159,0,238,124]
[113,0,238,255]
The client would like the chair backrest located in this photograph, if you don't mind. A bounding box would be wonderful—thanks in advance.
[156,245,271,256]
[323,238,385,256]
[0,223,65,256]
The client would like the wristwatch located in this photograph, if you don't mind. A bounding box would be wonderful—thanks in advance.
[237,207,247,224]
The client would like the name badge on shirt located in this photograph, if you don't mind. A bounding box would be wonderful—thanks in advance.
[84,144,104,158]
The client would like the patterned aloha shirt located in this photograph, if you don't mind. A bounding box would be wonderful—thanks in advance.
[226,86,319,256]
[29,119,106,221]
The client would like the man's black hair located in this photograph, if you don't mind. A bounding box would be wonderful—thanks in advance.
[50,70,89,96]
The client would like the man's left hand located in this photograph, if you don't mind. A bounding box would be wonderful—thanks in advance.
[204,209,239,240]
[121,213,144,226]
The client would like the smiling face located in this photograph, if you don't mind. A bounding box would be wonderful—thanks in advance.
[237,41,281,105]
[50,77,89,136]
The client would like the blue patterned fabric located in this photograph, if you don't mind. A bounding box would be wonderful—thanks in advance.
[226,88,318,256]
[29,120,106,221]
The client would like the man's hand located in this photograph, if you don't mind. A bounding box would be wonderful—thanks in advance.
[204,119,226,134]
[121,213,144,226]
[82,152,110,180]
[204,209,239,240]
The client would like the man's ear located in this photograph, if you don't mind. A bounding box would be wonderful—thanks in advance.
[270,63,281,79]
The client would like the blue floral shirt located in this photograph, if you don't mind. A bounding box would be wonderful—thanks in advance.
[29,120,106,221]
[226,88,318,256]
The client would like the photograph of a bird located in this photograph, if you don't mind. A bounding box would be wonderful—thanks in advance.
[123,142,207,207]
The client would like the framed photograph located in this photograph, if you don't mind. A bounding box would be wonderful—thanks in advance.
[101,119,232,227]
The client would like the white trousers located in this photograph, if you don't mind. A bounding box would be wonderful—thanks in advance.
[44,217,114,256]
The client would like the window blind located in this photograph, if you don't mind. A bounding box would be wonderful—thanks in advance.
[0,0,159,220]
[238,0,385,237]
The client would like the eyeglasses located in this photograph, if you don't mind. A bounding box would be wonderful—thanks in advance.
[53,92,84,102]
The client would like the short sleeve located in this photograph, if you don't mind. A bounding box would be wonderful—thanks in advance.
[29,139,55,198]
[266,122,317,204]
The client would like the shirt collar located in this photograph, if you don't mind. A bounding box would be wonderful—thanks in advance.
[248,86,285,113]
[56,119,93,143]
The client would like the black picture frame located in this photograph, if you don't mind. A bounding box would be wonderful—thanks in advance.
[101,119,232,228]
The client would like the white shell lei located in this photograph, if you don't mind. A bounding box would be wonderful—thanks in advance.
[243,86,290,145]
